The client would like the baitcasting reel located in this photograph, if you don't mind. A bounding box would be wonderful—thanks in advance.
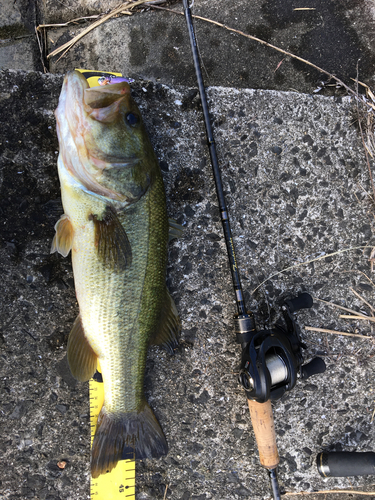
[236,293,326,403]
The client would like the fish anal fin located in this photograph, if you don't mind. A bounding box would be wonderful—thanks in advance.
[89,205,132,272]
[91,402,168,478]
[168,218,184,243]
[151,289,181,353]
[50,214,73,257]
[67,315,97,382]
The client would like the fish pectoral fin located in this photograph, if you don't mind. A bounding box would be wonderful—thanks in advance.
[168,218,184,242]
[67,315,98,382]
[90,205,132,272]
[50,214,73,257]
[151,289,181,354]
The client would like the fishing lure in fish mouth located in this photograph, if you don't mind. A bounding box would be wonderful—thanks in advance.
[98,75,135,86]
[52,69,182,478]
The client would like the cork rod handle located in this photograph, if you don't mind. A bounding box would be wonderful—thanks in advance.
[248,399,279,470]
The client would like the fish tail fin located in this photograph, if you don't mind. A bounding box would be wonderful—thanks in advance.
[91,403,168,478]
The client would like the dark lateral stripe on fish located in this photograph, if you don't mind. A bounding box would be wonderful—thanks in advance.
[91,404,168,478]
[89,205,132,272]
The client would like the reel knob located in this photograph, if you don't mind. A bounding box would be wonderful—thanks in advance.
[300,357,326,380]
[284,293,313,313]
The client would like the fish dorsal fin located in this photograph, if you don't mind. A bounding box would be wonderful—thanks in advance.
[67,315,98,382]
[50,214,73,257]
[168,218,184,242]
[89,205,132,272]
[151,289,181,354]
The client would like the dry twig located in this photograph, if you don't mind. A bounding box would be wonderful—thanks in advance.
[37,15,106,30]
[163,484,168,500]
[304,326,371,339]
[34,26,48,73]
[314,297,370,318]
[349,287,375,313]
[339,314,375,323]
[251,246,368,294]
[47,0,152,60]
[153,5,375,111]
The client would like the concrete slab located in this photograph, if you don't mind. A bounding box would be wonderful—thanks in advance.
[0,69,374,500]
[0,39,37,72]
[45,0,375,93]
[0,0,43,72]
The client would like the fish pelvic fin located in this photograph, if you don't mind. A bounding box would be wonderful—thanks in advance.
[67,315,97,382]
[151,289,181,354]
[91,403,168,478]
[50,214,73,257]
[168,218,184,242]
[89,205,132,272]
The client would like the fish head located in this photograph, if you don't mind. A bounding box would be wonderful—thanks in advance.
[55,70,156,203]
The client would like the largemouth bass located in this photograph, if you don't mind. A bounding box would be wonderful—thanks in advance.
[51,70,181,478]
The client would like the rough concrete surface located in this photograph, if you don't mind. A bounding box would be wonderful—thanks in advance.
[45,0,375,93]
[0,0,42,72]
[1,68,375,500]
[1,1,375,500]
[2,0,375,93]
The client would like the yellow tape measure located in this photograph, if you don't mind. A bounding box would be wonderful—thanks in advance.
[89,368,135,499]
[76,68,136,500]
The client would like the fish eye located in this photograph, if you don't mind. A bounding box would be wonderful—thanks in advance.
[125,112,139,126]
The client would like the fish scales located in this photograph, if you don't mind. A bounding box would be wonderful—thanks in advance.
[75,178,168,413]
[52,70,180,478]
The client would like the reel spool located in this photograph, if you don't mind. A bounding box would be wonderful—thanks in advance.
[236,293,326,403]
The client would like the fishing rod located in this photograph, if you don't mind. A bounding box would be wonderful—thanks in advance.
[182,2,326,498]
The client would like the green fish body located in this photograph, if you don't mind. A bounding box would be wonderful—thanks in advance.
[52,71,180,478]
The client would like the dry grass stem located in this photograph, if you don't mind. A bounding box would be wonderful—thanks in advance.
[354,69,375,204]
[342,269,375,287]
[314,297,370,317]
[349,287,375,313]
[153,5,375,112]
[155,2,375,173]
[37,15,103,29]
[339,314,375,323]
[251,246,368,294]
[47,0,152,60]
[304,326,371,339]
[34,26,48,74]
[162,484,168,500]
